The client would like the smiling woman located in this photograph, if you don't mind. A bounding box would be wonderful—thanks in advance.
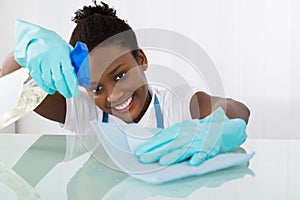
[1,0,300,138]
[1,1,250,137]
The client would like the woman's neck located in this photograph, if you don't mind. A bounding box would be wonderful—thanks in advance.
[133,89,152,123]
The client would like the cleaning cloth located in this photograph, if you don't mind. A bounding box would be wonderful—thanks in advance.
[90,121,254,184]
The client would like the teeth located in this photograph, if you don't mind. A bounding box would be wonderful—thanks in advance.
[114,96,133,110]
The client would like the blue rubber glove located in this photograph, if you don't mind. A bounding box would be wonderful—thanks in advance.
[135,108,247,166]
[14,19,79,98]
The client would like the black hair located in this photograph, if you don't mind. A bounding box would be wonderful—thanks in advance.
[69,1,139,59]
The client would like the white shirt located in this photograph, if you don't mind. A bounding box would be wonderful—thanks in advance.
[63,84,197,132]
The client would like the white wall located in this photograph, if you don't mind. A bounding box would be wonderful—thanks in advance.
[1,0,299,138]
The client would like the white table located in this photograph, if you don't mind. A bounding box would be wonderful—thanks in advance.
[0,134,299,200]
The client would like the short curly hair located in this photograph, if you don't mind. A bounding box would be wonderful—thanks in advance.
[69,1,139,59]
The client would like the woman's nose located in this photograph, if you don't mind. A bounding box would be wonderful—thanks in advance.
[106,86,124,103]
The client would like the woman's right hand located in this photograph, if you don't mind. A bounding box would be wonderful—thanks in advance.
[14,19,80,98]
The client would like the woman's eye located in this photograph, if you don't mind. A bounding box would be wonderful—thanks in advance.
[115,72,126,81]
[91,85,103,95]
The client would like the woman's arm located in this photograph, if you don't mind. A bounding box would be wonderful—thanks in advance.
[190,91,250,124]
[0,51,21,77]
[1,51,67,124]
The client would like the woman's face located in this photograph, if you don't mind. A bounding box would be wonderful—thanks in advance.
[86,45,151,123]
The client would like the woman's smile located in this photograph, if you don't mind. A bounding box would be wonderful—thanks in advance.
[112,94,135,113]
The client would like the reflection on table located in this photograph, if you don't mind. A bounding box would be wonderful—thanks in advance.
[1,134,299,200]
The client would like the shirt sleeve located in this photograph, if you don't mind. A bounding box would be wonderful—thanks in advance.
[160,84,204,128]
[62,87,102,134]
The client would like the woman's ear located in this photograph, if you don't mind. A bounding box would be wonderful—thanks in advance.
[137,49,148,71]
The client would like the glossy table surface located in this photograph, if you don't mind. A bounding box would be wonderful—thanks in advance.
[0,134,299,200]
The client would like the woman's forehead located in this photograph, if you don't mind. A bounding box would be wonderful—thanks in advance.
[88,46,136,80]
[89,46,131,66]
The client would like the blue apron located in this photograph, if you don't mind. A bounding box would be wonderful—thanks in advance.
[102,95,164,129]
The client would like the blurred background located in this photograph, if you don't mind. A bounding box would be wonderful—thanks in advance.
[0,0,299,138]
